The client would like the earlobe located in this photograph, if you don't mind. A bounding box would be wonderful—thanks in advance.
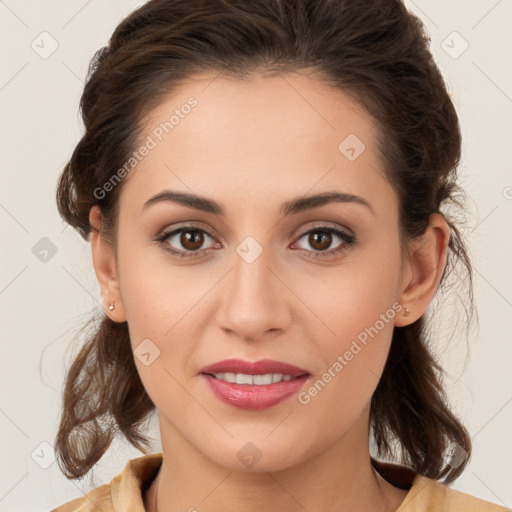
[89,206,127,323]
[395,213,450,327]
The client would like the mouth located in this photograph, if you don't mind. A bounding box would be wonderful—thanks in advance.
[199,358,311,410]
[200,370,311,410]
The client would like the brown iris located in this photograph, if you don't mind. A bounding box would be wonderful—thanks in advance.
[180,230,205,251]
[308,231,332,251]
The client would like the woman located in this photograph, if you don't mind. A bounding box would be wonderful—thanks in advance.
[51,0,508,510]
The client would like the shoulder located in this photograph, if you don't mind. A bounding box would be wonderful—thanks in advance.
[50,452,163,512]
[50,483,112,512]
[372,458,509,512]
[399,473,510,512]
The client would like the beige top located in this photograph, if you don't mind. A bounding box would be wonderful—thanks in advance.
[51,452,509,511]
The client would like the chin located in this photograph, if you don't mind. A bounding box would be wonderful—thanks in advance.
[201,437,310,473]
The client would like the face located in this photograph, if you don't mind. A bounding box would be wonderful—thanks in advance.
[96,70,412,472]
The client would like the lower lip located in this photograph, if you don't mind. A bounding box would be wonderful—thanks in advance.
[201,373,310,410]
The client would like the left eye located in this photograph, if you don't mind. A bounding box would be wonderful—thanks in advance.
[293,226,355,257]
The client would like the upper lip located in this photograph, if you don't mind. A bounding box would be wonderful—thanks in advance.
[200,358,309,377]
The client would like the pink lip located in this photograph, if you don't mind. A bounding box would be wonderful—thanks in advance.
[200,358,309,377]
[199,358,311,410]
[201,374,310,410]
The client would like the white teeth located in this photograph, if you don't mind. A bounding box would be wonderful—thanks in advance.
[236,373,254,385]
[254,374,273,385]
[211,372,296,385]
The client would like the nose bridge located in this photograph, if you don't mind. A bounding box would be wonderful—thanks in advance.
[233,241,273,299]
[217,236,289,339]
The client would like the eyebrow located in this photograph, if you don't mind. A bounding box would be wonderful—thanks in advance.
[142,190,375,217]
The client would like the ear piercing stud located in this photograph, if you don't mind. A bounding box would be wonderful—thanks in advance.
[108,302,115,311]
[404,307,411,316]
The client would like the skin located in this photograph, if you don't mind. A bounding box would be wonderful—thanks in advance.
[89,70,450,512]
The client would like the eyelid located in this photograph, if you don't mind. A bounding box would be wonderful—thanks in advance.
[295,221,354,237]
[156,220,217,240]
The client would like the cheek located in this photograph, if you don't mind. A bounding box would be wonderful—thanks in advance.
[297,297,396,444]
[294,239,401,413]
[116,233,189,331]
[115,236,217,378]
[295,235,401,346]
[305,288,396,403]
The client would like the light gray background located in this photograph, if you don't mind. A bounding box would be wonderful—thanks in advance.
[1,1,511,510]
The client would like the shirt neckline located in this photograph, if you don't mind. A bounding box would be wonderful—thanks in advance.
[115,452,423,511]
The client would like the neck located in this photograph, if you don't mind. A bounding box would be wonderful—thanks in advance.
[146,409,408,512]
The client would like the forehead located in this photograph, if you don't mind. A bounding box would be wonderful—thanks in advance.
[141,70,377,149]
[120,71,395,216]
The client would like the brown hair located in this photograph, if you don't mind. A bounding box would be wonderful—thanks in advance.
[55,0,474,484]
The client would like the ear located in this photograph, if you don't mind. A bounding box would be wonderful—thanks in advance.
[394,213,450,327]
[89,205,127,323]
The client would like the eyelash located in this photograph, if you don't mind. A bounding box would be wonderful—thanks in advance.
[155,224,356,259]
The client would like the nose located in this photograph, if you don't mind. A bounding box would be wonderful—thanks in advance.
[215,249,292,342]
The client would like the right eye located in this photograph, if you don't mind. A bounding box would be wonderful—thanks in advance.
[156,226,219,258]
